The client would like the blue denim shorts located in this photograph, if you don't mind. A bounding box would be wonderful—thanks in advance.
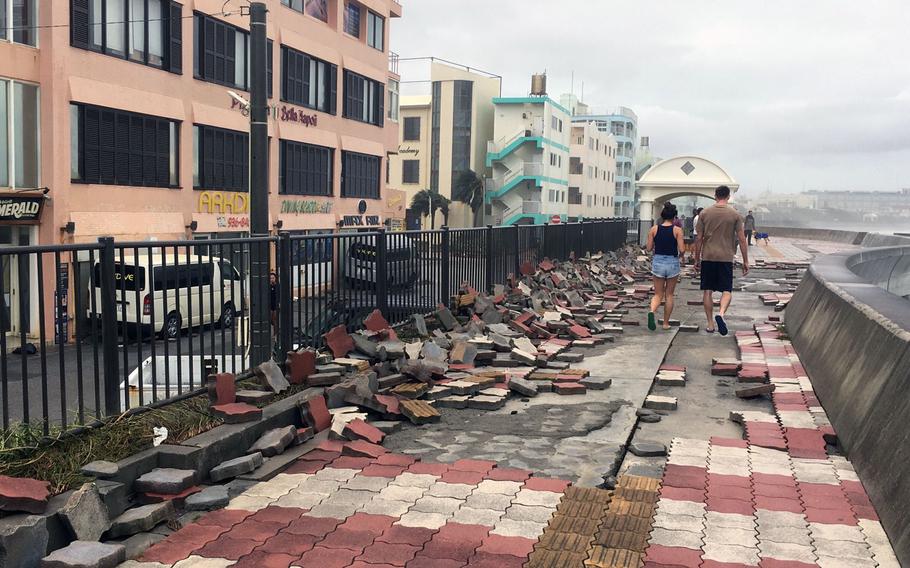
[652,254,681,279]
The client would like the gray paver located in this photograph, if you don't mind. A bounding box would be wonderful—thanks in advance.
[41,540,125,568]
[411,496,464,515]
[133,469,195,495]
[107,502,175,538]
[59,483,111,542]
[184,485,230,512]
[503,504,555,523]
[648,527,705,550]
[210,453,264,483]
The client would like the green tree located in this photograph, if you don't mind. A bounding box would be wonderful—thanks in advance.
[452,170,485,226]
[410,189,450,229]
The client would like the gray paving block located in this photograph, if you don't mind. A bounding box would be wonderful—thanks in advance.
[41,540,126,568]
[184,486,230,512]
[0,514,48,568]
[210,452,264,483]
[133,469,195,495]
[80,461,119,480]
[580,376,612,390]
[644,395,678,411]
[248,426,297,458]
[59,483,111,542]
[629,442,668,457]
[107,502,175,539]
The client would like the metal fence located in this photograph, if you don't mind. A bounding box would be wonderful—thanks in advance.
[0,219,629,434]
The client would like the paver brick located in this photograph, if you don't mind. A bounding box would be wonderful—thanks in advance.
[475,480,523,496]
[477,534,536,558]
[755,525,812,545]
[647,527,705,550]
[490,518,547,539]
[757,541,818,564]
[295,546,359,568]
[395,511,451,529]
[702,543,761,565]
[523,477,571,493]
[644,544,704,568]
[585,546,642,568]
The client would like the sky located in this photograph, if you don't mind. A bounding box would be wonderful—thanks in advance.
[391,0,910,195]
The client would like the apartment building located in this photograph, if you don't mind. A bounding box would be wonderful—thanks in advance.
[388,59,501,228]
[568,122,617,220]
[486,96,571,225]
[0,0,402,339]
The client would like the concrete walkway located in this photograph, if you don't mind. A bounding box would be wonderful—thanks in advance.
[124,238,900,568]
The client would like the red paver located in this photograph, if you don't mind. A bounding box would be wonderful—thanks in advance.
[554,382,587,395]
[753,484,800,500]
[350,563,399,568]
[357,541,421,566]
[225,519,288,542]
[804,507,857,525]
[364,309,391,332]
[297,546,359,568]
[318,440,346,452]
[706,485,753,502]
[342,513,397,536]
[476,534,536,557]
[211,402,262,423]
[485,467,532,482]
[702,562,756,568]
[406,556,466,568]
[361,464,409,478]
[345,419,387,445]
[284,515,342,537]
[255,531,320,556]
[324,324,355,357]
[759,559,818,568]
[421,536,483,561]
[662,475,708,491]
[659,364,686,373]
[664,465,708,477]
[285,460,331,474]
[377,525,438,546]
[522,477,571,493]
[375,394,402,415]
[710,437,748,448]
[141,540,200,564]
[302,395,332,432]
[210,373,237,405]
[139,485,202,505]
[301,449,343,462]
[331,456,376,470]
[377,453,418,467]
[751,473,796,487]
[451,459,497,473]
[468,551,528,568]
[196,536,261,560]
[344,439,388,459]
[707,474,752,488]
[645,544,704,568]
[320,527,379,552]
[658,486,706,502]
[196,509,255,528]
[286,349,316,385]
[249,506,307,525]
[233,551,297,568]
[852,505,879,521]
[435,522,491,542]
[440,469,486,485]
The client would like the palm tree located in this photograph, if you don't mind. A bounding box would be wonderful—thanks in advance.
[410,189,451,229]
[452,170,485,226]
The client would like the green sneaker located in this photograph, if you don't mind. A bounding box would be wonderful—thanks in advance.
[647,312,657,331]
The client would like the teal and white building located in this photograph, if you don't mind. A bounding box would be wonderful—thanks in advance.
[485,97,572,225]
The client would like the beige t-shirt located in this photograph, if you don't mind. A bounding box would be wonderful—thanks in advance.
[696,204,743,262]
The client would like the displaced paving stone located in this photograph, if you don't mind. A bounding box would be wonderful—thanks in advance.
[255,360,290,394]
[508,377,539,397]
[248,426,298,458]
[286,349,317,385]
[554,382,586,395]
[364,309,390,332]
[60,483,111,542]
[324,325,355,358]
[0,514,48,568]
[412,314,429,337]
[302,396,332,433]
[134,469,195,496]
[352,333,380,358]
[210,453,264,483]
[0,475,51,514]
[712,364,740,376]
[436,395,470,409]
[511,348,537,366]
[234,390,273,404]
[446,380,483,396]
[656,375,686,387]
[437,307,458,331]
[425,385,453,400]
[370,421,402,434]
[207,373,237,405]
[580,376,612,390]
[80,461,119,480]
[737,384,776,398]
[107,502,175,538]
[400,400,441,424]
[184,485,230,512]
[468,395,507,410]
[555,352,584,363]
[211,403,262,423]
[344,419,385,444]
[40,540,126,568]
[629,442,667,457]
[644,395,678,411]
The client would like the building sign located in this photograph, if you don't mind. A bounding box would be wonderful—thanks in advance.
[198,191,249,214]
[230,98,318,127]
[398,146,419,156]
[0,194,44,224]
[281,200,333,215]
[388,219,405,232]
[55,264,69,345]
[340,215,381,227]
[216,216,250,229]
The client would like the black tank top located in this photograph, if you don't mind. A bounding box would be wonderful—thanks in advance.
[654,224,678,256]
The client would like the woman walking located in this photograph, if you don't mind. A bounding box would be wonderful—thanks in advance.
[647,202,686,331]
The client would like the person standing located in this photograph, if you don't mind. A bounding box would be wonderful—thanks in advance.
[646,202,686,331]
[744,210,756,246]
[269,271,279,338]
[694,186,749,336]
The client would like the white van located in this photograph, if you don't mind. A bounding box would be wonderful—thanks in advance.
[92,254,244,339]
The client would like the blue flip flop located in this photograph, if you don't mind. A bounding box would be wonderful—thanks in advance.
[715,315,728,336]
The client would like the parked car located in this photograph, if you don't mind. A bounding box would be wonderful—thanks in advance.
[342,236,419,289]
[92,254,244,339]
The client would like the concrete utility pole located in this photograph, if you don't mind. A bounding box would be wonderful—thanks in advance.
[249,2,271,365]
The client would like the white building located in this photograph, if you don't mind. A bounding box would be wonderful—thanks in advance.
[486,97,572,225]
[569,122,617,219]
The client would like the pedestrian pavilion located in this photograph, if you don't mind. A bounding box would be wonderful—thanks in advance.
[636,156,740,221]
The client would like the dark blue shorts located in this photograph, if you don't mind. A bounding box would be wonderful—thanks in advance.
[700,261,734,292]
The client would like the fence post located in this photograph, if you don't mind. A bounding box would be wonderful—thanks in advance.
[440,226,450,306]
[484,225,494,293]
[278,232,293,356]
[98,237,120,417]
[375,228,389,317]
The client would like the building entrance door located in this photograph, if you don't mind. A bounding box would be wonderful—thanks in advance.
[0,226,27,336]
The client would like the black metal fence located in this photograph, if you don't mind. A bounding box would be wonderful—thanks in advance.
[0,219,629,435]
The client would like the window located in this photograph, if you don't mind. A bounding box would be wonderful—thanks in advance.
[3,0,36,46]
[281,45,337,114]
[0,79,39,189]
[429,81,440,192]
[70,0,181,72]
[569,157,582,175]
[281,0,328,21]
[194,124,248,191]
[194,12,271,92]
[367,11,384,50]
[344,2,361,37]
[280,140,333,196]
[402,160,419,184]
[403,117,421,141]
[71,103,179,188]
[569,187,581,205]
[388,79,399,121]
[343,70,384,126]
[341,151,380,199]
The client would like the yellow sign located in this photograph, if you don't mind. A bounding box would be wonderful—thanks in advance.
[198,191,250,214]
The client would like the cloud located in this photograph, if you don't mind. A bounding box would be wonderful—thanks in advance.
[391,0,910,193]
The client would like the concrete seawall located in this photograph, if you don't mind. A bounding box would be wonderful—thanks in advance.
[762,225,910,247]
[787,246,910,564]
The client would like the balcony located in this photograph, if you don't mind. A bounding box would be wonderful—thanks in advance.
[389,52,400,75]
[487,118,546,155]
[485,163,544,193]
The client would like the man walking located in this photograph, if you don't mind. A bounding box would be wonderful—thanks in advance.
[695,186,749,336]
[744,210,756,246]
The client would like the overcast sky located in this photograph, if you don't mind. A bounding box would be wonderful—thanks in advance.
[391,1,910,195]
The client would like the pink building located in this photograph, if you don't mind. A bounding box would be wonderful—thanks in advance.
[0,0,403,340]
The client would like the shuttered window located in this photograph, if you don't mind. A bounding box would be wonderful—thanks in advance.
[341,151,380,199]
[71,103,179,188]
[402,160,419,184]
[192,12,272,96]
[280,140,333,196]
[281,45,337,114]
[70,0,183,74]
[194,125,249,192]
[343,70,383,127]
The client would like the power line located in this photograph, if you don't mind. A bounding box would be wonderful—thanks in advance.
[0,8,242,33]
